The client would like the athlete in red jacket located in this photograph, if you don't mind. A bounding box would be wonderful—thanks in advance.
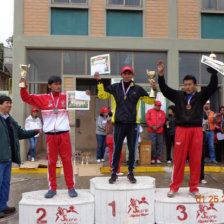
[20,76,77,199]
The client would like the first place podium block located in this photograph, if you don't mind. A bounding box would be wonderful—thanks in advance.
[155,187,224,224]
[90,176,155,224]
[19,189,94,224]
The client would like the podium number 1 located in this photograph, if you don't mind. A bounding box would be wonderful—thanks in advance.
[108,201,116,217]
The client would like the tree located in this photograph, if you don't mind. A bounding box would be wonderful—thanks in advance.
[6,36,13,48]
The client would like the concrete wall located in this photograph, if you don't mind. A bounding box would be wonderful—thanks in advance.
[13,0,224,161]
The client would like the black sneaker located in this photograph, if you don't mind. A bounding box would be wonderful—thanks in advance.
[127,172,136,183]
[109,173,118,184]
[1,206,16,214]
[0,212,5,218]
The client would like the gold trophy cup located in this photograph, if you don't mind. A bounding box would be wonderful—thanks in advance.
[146,70,156,98]
[19,64,30,88]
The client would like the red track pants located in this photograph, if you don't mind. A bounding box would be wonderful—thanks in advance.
[106,136,122,174]
[170,127,203,193]
[46,132,75,191]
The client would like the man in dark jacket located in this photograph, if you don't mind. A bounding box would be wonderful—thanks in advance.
[94,66,156,184]
[157,61,218,198]
[0,95,39,218]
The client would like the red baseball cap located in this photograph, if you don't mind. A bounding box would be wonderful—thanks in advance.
[155,101,162,106]
[101,107,109,113]
[121,66,134,75]
[31,108,38,113]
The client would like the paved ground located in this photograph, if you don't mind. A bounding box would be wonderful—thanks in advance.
[1,170,224,224]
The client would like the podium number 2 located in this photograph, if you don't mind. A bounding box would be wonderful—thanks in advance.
[176,205,188,221]
[108,201,116,217]
[36,208,47,224]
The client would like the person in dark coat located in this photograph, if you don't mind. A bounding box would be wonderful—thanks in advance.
[0,95,39,219]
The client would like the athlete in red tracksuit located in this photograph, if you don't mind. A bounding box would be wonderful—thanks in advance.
[20,76,77,198]
[158,61,218,197]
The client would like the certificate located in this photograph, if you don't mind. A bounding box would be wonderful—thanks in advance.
[90,54,110,76]
[201,55,224,76]
[66,91,90,110]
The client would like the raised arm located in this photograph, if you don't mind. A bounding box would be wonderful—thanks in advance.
[94,72,111,99]
[201,67,218,104]
[20,86,44,109]
[157,61,178,103]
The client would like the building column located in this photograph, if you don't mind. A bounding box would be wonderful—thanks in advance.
[12,0,27,162]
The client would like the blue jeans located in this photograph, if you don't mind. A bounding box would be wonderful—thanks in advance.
[205,131,216,161]
[96,134,106,160]
[28,137,39,158]
[0,162,12,211]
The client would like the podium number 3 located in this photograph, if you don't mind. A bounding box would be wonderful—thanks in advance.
[108,201,116,217]
[176,205,188,221]
[36,208,47,224]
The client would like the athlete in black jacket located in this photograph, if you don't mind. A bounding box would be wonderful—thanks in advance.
[158,61,218,198]
[94,66,156,184]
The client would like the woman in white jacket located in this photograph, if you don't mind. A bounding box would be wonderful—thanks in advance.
[25,108,42,161]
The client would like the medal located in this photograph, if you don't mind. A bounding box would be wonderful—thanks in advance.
[186,92,195,110]
[122,80,131,101]
[186,104,192,110]
[51,92,60,114]
[53,108,58,114]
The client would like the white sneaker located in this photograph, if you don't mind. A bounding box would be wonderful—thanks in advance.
[200,179,208,184]
[31,157,35,162]
[167,160,172,164]
[157,160,162,164]
[151,160,155,164]
[101,159,105,162]
[117,172,124,176]
[97,159,101,163]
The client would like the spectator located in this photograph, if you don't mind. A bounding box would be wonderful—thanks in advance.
[146,101,166,164]
[203,100,218,164]
[215,106,224,162]
[25,108,42,161]
[165,105,176,164]
[0,95,39,218]
[200,113,209,184]
[96,107,109,163]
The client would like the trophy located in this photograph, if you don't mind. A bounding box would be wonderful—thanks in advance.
[81,152,85,165]
[85,152,90,165]
[19,64,30,88]
[146,70,156,97]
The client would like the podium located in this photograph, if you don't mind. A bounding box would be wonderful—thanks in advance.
[19,189,94,224]
[155,187,224,224]
[90,176,156,224]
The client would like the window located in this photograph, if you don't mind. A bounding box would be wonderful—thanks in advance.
[52,0,87,4]
[107,10,143,37]
[108,0,141,7]
[27,50,61,82]
[202,0,224,10]
[179,52,222,85]
[202,13,224,39]
[51,8,88,35]
[63,51,85,75]
[134,52,167,83]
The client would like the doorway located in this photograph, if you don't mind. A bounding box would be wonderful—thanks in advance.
[75,78,111,151]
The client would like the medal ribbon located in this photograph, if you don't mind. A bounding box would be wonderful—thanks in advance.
[51,92,60,110]
[187,92,195,105]
[122,80,132,98]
